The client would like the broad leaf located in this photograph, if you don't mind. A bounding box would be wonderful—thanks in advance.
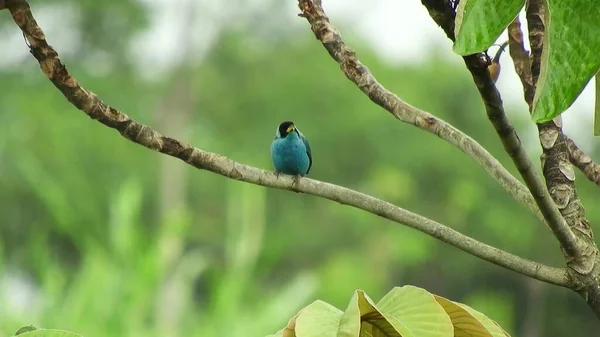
[454,0,524,54]
[532,0,600,122]
[294,300,343,337]
[456,303,509,337]
[434,295,510,337]
[377,286,454,337]
[354,291,401,337]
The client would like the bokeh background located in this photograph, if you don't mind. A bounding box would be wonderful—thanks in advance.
[1,0,599,336]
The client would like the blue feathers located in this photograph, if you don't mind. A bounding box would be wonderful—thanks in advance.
[271,121,312,176]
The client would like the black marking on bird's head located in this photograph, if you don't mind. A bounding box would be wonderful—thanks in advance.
[277,121,297,138]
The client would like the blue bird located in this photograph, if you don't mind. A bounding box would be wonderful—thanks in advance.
[271,121,312,176]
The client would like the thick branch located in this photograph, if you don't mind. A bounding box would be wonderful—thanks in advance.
[421,0,581,258]
[295,0,546,225]
[3,0,570,287]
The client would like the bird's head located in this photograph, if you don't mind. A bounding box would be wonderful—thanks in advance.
[275,121,299,139]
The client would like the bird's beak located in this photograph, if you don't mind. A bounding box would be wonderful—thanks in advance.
[286,125,295,133]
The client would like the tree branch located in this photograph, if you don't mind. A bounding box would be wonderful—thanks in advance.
[295,0,547,225]
[2,0,570,287]
[420,0,581,259]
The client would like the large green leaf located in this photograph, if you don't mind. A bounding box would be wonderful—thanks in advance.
[453,0,524,54]
[294,300,344,337]
[532,0,600,122]
[456,303,509,337]
[433,295,511,337]
[376,286,454,337]
[354,291,401,337]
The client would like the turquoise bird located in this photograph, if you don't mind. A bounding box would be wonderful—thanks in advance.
[271,121,312,176]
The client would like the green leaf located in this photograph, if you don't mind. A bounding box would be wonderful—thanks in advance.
[14,325,37,336]
[456,303,509,337]
[338,292,362,337]
[294,300,344,337]
[532,0,600,122]
[353,290,401,337]
[453,0,524,55]
[376,286,454,337]
[433,295,511,337]
[13,330,82,337]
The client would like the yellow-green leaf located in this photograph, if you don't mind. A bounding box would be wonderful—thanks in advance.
[434,295,500,337]
[294,300,344,337]
[456,303,509,337]
[376,286,454,337]
[355,290,402,337]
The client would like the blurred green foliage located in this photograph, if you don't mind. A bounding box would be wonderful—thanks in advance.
[1,1,599,337]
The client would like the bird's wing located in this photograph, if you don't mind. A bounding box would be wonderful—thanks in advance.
[299,133,312,174]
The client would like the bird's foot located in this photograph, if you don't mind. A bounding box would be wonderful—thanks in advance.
[292,174,302,187]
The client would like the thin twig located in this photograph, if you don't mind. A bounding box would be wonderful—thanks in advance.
[420,0,581,258]
[2,0,570,286]
[296,0,546,224]
[565,138,600,187]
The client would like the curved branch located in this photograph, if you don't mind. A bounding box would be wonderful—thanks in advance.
[3,0,569,287]
[295,0,546,224]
